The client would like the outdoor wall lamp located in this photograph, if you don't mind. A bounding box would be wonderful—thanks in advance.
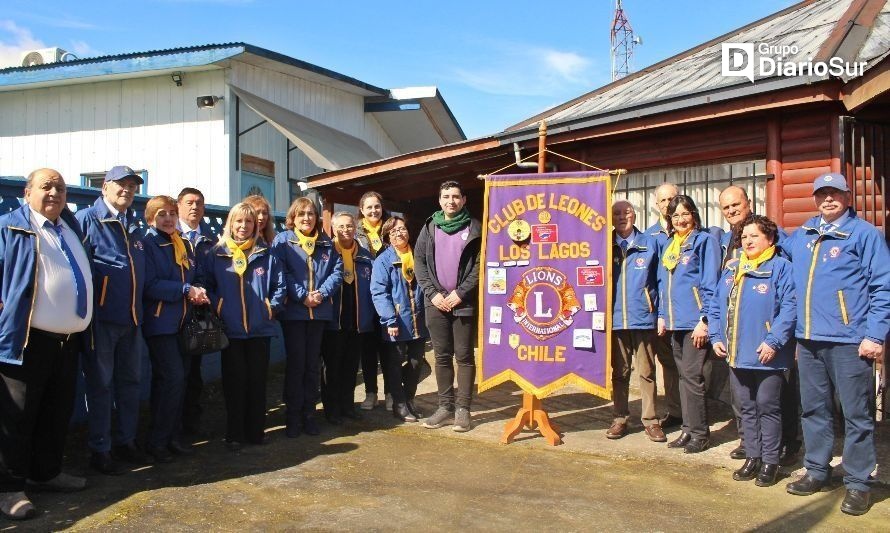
[197,95,224,109]
[171,72,183,86]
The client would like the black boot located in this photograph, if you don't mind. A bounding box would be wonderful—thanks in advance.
[755,463,779,487]
[733,457,762,481]
[392,403,417,422]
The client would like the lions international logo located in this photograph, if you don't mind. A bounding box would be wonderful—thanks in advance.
[254,266,266,277]
[405,267,414,278]
[234,258,246,270]
[134,241,144,251]
[754,283,768,294]
[343,270,354,283]
[634,257,646,268]
[829,246,840,258]
[321,253,329,262]
[506,266,581,341]
[681,255,691,265]
[362,266,371,279]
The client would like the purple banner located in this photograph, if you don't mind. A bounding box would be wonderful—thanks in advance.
[478,172,612,399]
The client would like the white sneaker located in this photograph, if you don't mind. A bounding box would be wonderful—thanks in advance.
[385,393,394,411]
[360,392,378,411]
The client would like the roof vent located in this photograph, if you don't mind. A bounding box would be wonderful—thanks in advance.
[20,47,77,67]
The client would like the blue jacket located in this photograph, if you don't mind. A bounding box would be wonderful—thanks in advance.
[0,205,92,364]
[272,230,343,322]
[326,244,376,333]
[708,256,796,371]
[76,197,145,326]
[657,229,721,331]
[141,228,196,337]
[785,209,890,344]
[180,220,217,259]
[199,241,286,339]
[612,229,658,330]
[644,220,670,257]
[371,246,429,342]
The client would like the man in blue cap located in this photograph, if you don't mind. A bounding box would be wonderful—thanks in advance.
[76,165,148,475]
[784,172,890,516]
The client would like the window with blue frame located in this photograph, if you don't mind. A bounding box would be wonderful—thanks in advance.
[81,170,148,193]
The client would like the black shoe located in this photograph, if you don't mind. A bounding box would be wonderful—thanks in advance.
[667,432,691,448]
[393,403,417,422]
[90,452,125,476]
[285,423,301,438]
[840,489,871,516]
[786,474,827,496]
[341,408,362,421]
[303,417,321,436]
[732,457,761,481]
[684,438,710,454]
[730,444,746,460]
[779,441,802,466]
[755,463,780,487]
[406,400,423,419]
[112,443,154,465]
[168,440,194,456]
[660,414,683,429]
[147,446,174,464]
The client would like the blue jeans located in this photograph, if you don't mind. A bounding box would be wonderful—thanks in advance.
[798,339,875,491]
[82,321,142,453]
[146,334,190,448]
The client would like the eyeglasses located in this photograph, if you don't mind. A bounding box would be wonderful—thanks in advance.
[389,227,408,235]
[670,212,694,221]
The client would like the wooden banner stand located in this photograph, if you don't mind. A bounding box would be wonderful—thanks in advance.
[499,121,563,447]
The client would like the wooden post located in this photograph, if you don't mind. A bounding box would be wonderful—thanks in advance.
[500,120,563,446]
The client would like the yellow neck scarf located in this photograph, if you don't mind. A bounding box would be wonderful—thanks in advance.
[735,245,775,285]
[662,230,691,271]
[362,219,383,254]
[335,238,356,285]
[170,231,190,270]
[396,245,414,282]
[296,230,318,255]
[225,238,255,276]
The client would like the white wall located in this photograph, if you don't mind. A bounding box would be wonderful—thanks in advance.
[228,61,400,211]
[0,69,230,205]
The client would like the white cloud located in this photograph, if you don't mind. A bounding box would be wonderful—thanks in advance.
[68,40,102,59]
[449,40,600,98]
[0,20,45,68]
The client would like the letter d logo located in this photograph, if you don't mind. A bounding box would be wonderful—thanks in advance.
[721,43,755,83]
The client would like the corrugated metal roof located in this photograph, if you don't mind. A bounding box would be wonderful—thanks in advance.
[511,0,890,133]
[857,5,890,62]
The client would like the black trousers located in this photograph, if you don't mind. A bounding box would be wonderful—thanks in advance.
[282,320,325,423]
[360,327,390,395]
[146,334,191,448]
[321,329,368,416]
[182,352,205,433]
[670,330,710,439]
[0,330,79,491]
[425,307,476,410]
[221,337,271,444]
[383,338,426,404]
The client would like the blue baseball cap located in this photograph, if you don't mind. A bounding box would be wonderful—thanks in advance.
[812,172,849,193]
[104,165,144,184]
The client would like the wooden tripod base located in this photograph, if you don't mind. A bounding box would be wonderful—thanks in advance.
[500,392,562,446]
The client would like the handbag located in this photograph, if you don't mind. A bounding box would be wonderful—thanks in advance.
[178,304,229,356]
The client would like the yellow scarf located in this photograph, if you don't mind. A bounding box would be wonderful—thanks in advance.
[296,229,318,255]
[170,231,190,270]
[662,230,691,271]
[335,238,356,285]
[362,218,383,254]
[735,245,775,285]
[225,238,255,276]
[396,246,414,282]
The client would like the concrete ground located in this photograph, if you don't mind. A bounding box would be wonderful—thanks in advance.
[7,349,889,532]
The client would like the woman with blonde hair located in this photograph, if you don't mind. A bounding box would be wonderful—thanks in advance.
[272,197,343,437]
[199,202,285,450]
[243,194,275,245]
[142,195,208,462]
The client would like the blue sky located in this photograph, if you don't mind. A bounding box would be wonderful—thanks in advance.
[1,0,796,138]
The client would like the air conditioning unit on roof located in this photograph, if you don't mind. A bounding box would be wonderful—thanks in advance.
[20,47,73,67]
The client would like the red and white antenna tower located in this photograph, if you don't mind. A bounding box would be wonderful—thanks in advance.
[611,0,642,81]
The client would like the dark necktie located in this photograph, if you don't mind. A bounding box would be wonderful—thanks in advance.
[44,221,88,318]
[620,240,628,254]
